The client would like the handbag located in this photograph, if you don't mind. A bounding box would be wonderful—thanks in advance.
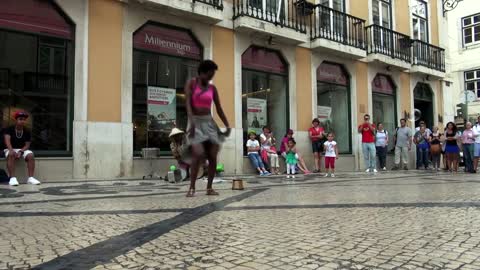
[430,144,441,155]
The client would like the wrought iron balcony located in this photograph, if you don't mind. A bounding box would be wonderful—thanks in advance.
[310,4,365,49]
[366,24,412,63]
[194,0,223,9]
[412,40,445,72]
[233,0,308,34]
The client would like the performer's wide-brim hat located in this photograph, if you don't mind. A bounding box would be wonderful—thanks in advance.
[169,128,184,137]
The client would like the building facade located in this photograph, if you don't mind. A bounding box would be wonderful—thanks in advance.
[0,0,449,180]
[443,0,480,124]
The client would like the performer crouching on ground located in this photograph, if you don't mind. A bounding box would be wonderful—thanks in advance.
[184,60,230,197]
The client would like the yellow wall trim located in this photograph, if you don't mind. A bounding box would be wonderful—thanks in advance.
[295,47,313,131]
[88,0,123,122]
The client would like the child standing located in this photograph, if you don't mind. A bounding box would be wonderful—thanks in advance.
[246,131,271,176]
[429,126,442,172]
[285,138,298,179]
[324,133,339,177]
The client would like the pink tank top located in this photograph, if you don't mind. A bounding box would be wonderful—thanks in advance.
[191,80,214,109]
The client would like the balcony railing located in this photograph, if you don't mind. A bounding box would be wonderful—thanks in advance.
[233,0,308,33]
[412,40,445,72]
[194,0,223,9]
[310,4,365,49]
[366,24,411,63]
[24,72,68,94]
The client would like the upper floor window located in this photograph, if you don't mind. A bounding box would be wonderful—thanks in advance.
[412,0,428,42]
[372,0,392,29]
[465,69,480,98]
[463,13,480,46]
[319,0,345,11]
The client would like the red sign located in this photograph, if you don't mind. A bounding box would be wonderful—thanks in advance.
[317,63,348,86]
[0,0,73,39]
[133,24,202,60]
[242,46,287,74]
[372,74,395,95]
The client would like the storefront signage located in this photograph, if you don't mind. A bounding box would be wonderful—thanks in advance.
[372,74,395,95]
[242,47,287,74]
[317,106,332,120]
[317,63,348,86]
[147,86,176,131]
[247,98,267,134]
[0,0,73,39]
[134,24,202,60]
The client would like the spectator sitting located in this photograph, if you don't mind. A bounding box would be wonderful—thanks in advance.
[4,111,41,186]
[246,130,271,176]
[280,129,311,174]
[169,127,207,180]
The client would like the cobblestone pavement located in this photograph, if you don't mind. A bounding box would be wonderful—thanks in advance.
[1,171,480,270]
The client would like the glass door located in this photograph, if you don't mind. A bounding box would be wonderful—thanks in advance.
[248,0,283,22]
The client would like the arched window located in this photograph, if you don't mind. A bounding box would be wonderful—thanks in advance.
[0,0,75,156]
[316,62,351,153]
[132,23,202,155]
[372,74,397,151]
[241,46,288,153]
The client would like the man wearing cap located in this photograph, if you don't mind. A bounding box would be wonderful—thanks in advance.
[169,127,207,180]
[3,111,41,186]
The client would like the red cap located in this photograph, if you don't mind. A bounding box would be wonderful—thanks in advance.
[14,111,29,120]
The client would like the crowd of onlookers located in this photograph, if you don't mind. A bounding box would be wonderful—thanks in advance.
[242,114,480,178]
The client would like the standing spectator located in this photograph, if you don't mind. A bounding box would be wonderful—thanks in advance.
[324,132,339,178]
[444,122,460,173]
[4,111,41,186]
[473,116,480,173]
[429,126,442,172]
[309,118,325,173]
[246,131,271,176]
[392,119,412,170]
[414,125,430,170]
[358,114,377,173]
[280,129,310,174]
[415,121,432,169]
[461,122,475,173]
[375,122,389,171]
[285,138,298,179]
[260,126,280,174]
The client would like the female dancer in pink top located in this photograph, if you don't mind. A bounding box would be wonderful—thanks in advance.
[184,60,230,197]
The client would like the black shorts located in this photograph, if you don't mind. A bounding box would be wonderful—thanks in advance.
[312,141,323,153]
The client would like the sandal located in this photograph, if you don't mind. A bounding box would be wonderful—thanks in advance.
[186,188,195,197]
[206,188,219,196]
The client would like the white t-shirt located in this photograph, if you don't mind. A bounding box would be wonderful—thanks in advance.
[246,139,260,155]
[473,124,480,143]
[324,141,337,157]
[259,133,272,150]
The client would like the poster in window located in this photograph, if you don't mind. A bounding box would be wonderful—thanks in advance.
[247,98,267,134]
[147,86,176,132]
[317,105,332,131]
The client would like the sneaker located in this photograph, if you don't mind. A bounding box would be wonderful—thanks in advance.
[27,177,41,185]
[365,169,371,173]
[331,174,335,178]
[313,169,320,173]
[373,169,378,173]
[259,172,265,176]
[9,177,19,186]
[324,173,329,177]
[286,175,291,179]
[264,171,272,176]
[291,175,295,179]
[382,167,387,171]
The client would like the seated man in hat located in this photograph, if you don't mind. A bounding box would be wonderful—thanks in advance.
[169,127,207,180]
[3,111,41,186]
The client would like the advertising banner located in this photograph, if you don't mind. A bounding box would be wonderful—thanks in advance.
[317,105,332,131]
[247,98,267,134]
[147,86,176,131]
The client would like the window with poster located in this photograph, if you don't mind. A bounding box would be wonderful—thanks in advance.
[316,62,351,154]
[0,0,75,156]
[132,22,202,156]
[241,46,288,155]
[372,74,397,152]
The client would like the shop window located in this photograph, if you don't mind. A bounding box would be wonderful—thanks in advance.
[316,62,351,154]
[242,46,288,154]
[0,5,74,156]
[132,23,202,156]
[372,74,397,152]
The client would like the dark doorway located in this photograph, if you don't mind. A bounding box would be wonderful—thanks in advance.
[414,83,434,128]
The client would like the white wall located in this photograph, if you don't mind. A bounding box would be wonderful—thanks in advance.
[445,0,480,119]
